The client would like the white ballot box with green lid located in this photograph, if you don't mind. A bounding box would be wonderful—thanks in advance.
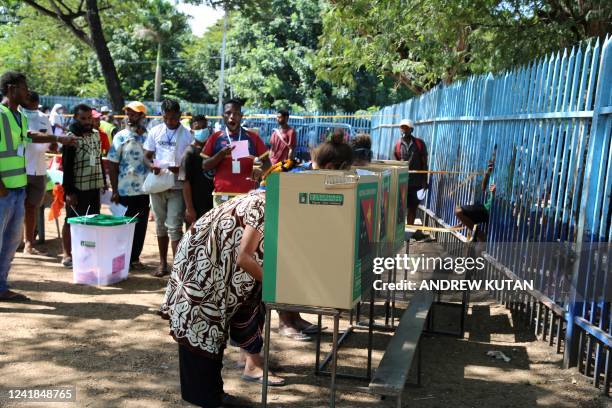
[263,171,379,310]
[366,161,410,251]
[67,214,137,285]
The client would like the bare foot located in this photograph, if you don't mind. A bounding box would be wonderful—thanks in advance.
[242,353,285,385]
[23,242,47,256]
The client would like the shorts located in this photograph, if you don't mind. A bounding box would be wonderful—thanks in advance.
[407,186,422,209]
[460,203,489,224]
[150,189,185,241]
[26,175,46,207]
[65,189,101,219]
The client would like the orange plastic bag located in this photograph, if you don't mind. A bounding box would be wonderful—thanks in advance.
[48,184,64,221]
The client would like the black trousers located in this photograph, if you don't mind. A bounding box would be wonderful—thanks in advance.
[178,344,224,408]
[118,194,150,264]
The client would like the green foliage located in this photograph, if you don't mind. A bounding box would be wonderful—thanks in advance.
[184,0,412,111]
[316,0,612,94]
[4,0,606,109]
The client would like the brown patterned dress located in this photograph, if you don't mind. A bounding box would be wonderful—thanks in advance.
[159,191,265,359]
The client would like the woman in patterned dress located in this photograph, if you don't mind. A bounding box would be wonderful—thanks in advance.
[159,140,354,407]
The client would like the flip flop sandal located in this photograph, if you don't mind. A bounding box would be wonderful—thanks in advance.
[61,257,72,268]
[301,324,327,335]
[24,247,48,256]
[235,361,281,371]
[279,327,311,341]
[0,291,31,302]
[240,374,286,386]
[130,261,148,271]
[151,267,169,277]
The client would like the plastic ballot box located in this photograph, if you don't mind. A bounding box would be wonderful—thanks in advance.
[366,161,410,252]
[263,171,379,310]
[67,214,137,285]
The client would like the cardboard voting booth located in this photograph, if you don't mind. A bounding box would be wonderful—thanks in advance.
[263,171,379,309]
[365,161,410,252]
[353,167,391,254]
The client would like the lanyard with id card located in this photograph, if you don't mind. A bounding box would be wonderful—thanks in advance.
[225,128,245,174]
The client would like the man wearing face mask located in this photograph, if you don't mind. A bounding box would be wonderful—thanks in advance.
[182,115,214,226]
[394,118,433,242]
[61,104,108,267]
[107,101,150,270]
[143,99,192,277]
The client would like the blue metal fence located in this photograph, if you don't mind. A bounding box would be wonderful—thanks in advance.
[39,95,218,116]
[371,36,611,392]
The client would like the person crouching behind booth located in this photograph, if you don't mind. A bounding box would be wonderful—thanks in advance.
[159,139,354,408]
[351,133,373,166]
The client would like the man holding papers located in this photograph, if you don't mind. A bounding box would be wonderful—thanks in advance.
[201,99,271,207]
[143,99,192,277]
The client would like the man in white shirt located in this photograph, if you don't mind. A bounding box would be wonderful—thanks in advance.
[143,99,192,277]
[22,91,53,255]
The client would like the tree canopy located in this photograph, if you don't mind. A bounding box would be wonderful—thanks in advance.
[0,0,609,110]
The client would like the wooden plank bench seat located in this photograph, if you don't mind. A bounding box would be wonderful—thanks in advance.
[369,290,433,407]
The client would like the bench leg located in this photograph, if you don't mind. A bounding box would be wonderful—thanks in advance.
[417,337,422,386]
[315,313,322,375]
[261,305,272,408]
[330,314,340,408]
[396,393,402,408]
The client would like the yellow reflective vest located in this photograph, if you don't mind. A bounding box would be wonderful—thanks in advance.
[0,104,28,189]
[99,120,116,142]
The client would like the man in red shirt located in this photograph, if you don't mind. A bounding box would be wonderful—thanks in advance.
[269,109,296,165]
[202,99,271,206]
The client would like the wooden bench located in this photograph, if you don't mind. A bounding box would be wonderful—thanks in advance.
[369,290,434,407]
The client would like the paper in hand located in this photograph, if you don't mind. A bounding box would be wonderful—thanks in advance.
[110,202,128,217]
[100,189,113,206]
[231,140,250,160]
[153,159,173,169]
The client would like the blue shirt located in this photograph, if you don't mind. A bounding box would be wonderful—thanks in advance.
[107,129,148,196]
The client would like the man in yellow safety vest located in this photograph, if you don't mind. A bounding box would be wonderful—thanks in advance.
[0,71,75,302]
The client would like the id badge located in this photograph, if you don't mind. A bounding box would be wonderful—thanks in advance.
[90,153,96,167]
[17,145,24,157]
[232,160,241,174]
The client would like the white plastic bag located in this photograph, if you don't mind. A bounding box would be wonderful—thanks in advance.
[141,170,175,194]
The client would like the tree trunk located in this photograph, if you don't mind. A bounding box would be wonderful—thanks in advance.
[154,42,162,102]
[85,0,124,112]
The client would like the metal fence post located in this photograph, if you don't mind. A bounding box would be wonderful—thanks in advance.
[564,37,612,369]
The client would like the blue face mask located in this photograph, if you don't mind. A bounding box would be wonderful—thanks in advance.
[194,128,210,142]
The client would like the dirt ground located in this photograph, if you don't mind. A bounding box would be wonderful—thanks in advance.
[0,211,610,408]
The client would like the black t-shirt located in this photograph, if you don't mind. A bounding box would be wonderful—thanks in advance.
[182,144,214,218]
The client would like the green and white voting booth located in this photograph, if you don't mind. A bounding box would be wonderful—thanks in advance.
[263,171,379,310]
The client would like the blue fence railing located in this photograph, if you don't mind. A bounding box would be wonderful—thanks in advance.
[39,95,218,117]
[371,36,611,392]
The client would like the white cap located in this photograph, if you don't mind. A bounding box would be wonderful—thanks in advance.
[400,119,414,128]
[100,106,110,113]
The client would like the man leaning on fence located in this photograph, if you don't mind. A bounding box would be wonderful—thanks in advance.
[394,118,433,242]
[0,71,76,302]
